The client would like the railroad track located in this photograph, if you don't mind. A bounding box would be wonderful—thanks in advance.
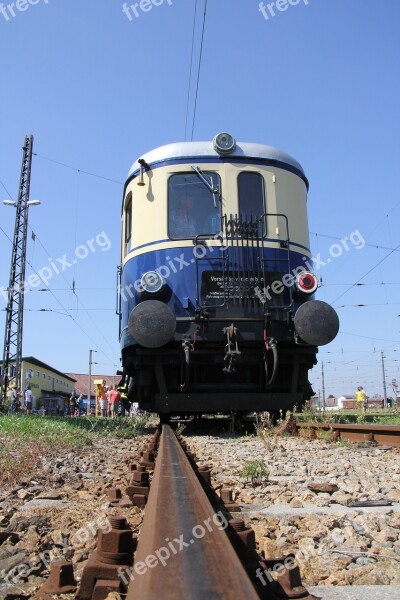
[33,421,400,599]
[51,425,315,599]
[126,425,315,599]
[297,422,400,448]
[126,425,262,599]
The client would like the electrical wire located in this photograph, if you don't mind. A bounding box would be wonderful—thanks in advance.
[310,231,400,255]
[322,282,400,286]
[0,221,117,363]
[332,241,400,305]
[337,303,400,308]
[0,171,119,362]
[0,178,14,200]
[191,0,208,141]
[30,229,118,360]
[184,0,198,141]
[32,153,123,185]
[0,225,13,245]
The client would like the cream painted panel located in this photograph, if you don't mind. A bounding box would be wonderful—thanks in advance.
[223,163,295,242]
[125,173,167,252]
[122,238,307,265]
[274,170,310,251]
[125,163,225,252]
[122,162,310,266]
[222,162,277,216]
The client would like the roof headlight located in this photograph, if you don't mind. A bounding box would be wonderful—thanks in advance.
[141,271,165,294]
[213,132,236,155]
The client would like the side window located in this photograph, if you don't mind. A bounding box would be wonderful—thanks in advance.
[168,172,221,239]
[125,192,132,246]
[238,172,265,219]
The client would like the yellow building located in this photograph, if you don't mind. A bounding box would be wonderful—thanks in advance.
[0,356,76,413]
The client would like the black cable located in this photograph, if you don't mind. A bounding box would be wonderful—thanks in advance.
[184,0,198,141]
[310,231,400,254]
[32,153,123,185]
[0,178,14,200]
[332,241,400,305]
[30,229,118,360]
[0,222,116,361]
[191,0,208,141]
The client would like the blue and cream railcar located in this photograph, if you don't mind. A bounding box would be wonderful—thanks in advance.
[118,133,339,417]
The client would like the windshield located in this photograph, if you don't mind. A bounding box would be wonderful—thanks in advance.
[168,172,221,239]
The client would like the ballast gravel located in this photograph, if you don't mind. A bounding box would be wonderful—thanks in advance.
[184,430,400,587]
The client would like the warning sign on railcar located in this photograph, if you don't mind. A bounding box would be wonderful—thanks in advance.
[201,270,264,302]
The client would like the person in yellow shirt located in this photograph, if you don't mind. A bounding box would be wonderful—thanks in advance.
[355,386,367,412]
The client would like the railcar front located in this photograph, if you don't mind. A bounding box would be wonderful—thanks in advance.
[118,134,339,418]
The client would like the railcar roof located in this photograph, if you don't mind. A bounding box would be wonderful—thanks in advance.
[127,141,306,180]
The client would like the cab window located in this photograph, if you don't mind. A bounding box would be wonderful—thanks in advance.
[238,172,265,219]
[125,192,132,246]
[168,172,221,239]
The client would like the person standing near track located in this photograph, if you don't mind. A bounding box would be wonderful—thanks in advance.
[24,385,33,415]
[98,380,107,417]
[355,386,367,413]
[109,385,121,419]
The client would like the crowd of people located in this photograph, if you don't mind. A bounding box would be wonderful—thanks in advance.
[94,380,139,418]
[7,380,140,417]
[97,382,123,417]
[10,385,32,414]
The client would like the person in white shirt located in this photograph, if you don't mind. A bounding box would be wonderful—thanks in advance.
[24,386,33,415]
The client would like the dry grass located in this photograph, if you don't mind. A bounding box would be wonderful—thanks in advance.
[0,414,149,487]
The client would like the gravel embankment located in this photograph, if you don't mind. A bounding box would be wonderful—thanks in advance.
[0,433,151,599]
[184,432,400,586]
[1,427,399,598]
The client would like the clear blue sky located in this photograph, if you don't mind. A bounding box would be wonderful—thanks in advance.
[1,0,399,397]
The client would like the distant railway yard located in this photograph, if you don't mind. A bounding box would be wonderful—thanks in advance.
[0,413,399,599]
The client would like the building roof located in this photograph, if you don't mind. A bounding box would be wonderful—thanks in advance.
[65,373,121,398]
[0,356,76,383]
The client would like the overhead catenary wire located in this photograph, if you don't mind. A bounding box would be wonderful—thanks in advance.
[0,178,14,200]
[32,153,123,185]
[310,231,400,254]
[0,171,117,362]
[322,282,400,286]
[28,228,119,360]
[191,0,208,141]
[331,241,400,305]
[0,221,117,364]
[1,158,120,361]
[184,0,199,141]
[337,303,400,308]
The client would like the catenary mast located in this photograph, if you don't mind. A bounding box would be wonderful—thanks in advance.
[1,135,34,402]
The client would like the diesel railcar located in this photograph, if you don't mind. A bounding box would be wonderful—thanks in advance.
[117,133,339,418]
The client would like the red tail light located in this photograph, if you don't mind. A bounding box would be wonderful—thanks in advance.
[295,271,318,294]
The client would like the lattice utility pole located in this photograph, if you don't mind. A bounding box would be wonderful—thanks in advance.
[1,135,34,403]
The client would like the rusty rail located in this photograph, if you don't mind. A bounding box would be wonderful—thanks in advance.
[297,422,400,447]
[126,425,261,599]
[41,425,314,599]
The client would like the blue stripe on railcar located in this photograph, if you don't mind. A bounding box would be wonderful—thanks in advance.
[120,246,309,350]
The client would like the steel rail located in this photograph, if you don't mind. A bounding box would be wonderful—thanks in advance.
[297,422,400,447]
[126,425,261,599]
